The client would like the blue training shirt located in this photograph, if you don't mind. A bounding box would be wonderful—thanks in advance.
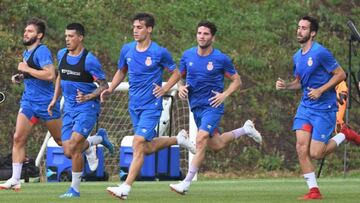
[293,42,340,111]
[22,44,55,104]
[57,48,105,113]
[118,41,176,110]
[179,47,237,112]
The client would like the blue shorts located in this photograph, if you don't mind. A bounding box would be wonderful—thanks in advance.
[20,99,61,124]
[129,108,161,141]
[292,105,336,143]
[192,107,223,136]
[61,111,98,141]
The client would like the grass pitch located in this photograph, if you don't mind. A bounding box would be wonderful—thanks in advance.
[0,178,358,202]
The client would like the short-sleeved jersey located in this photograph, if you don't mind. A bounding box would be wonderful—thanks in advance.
[57,48,105,113]
[179,47,237,111]
[118,41,176,110]
[22,44,55,104]
[293,42,340,111]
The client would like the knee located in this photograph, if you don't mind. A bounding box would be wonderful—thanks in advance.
[132,137,145,154]
[310,150,324,160]
[63,147,72,159]
[210,142,225,152]
[13,132,26,146]
[196,135,208,151]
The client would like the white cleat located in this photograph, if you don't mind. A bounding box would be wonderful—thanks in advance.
[85,146,99,171]
[243,120,262,143]
[107,183,131,200]
[0,178,21,191]
[169,181,190,195]
[176,130,196,154]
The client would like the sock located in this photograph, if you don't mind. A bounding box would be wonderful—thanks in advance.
[87,135,102,147]
[331,133,346,146]
[303,172,318,189]
[12,163,23,181]
[231,127,246,139]
[184,165,198,182]
[71,172,82,193]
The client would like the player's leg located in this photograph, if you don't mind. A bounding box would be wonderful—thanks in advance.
[45,118,62,146]
[0,111,34,191]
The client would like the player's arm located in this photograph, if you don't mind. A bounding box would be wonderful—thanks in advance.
[307,66,346,100]
[76,78,109,103]
[153,69,180,98]
[177,75,189,100]
[18,61,56,81]
[209,73,241,108]
[100,68,127,102]
[47,73,62,116]
[276,77,301,90]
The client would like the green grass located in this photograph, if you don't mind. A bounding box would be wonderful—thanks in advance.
[0,178,359,202]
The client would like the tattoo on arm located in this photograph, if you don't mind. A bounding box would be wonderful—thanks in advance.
[88,79,109,100]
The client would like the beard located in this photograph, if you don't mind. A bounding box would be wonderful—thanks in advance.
[23,36,37,46]
[198,42,212,49]
[297,33,311,44]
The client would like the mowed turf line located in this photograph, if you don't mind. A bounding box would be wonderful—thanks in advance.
[0,178,359,203]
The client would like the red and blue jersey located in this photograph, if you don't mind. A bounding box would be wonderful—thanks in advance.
[179,47,237,111]
[57,48,105,113]
[22,44,55,104]
[118,41,176,110]
[293,42,340,111]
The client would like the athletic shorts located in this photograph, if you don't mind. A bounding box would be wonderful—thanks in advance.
[19,99,61,124]
[129,108,161,141]
[292,105,336,144]
[61,110,98,141]
[192,107,223,137]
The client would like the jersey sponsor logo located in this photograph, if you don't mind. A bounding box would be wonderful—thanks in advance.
[207,62,214,71]
[307,57,313,67]
[61,69,81,76]
[145,57,152,66]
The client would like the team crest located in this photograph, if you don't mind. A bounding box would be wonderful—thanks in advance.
[307,57,313,67]
[207,61,214,71]
[145,57,152,66]
[189,62,193,66]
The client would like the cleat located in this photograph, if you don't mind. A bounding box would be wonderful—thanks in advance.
[176,130,196,154]
[85,146,99,171]
[59,187,80,198]
[0,178,21,191]
[98,128,114,154]
[106,183,131,200]
[298,187,323,200]
[243,120,262,143]
[341,124,360,145]
[169,181,190,195]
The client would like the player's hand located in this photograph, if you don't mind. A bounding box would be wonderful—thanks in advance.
[17,60,29,73]
[209,90,226,108]
[47,99,56,116]
[76,89,88,103]
[307,87,322,100]
[178,84,189,100]
[100,88,112,103]
[276,77,286,90]
[11,73,23,84]
[153,83,165,98]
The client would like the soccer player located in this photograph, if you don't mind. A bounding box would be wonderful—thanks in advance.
[275,15,360,200]
[102,13,196,200]
[169,20,262,194]
[48,23,114,198]
[0,17,62,191]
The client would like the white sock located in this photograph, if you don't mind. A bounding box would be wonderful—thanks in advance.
[12,163,23,181]
[331,133,346,146]
[87,135,102,147]
[303,172,318,189]
[71,172,82,192]
[231,127,246,139]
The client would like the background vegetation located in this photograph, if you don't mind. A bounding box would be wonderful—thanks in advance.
[0,0,360,177]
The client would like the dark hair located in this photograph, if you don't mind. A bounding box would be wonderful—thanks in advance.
[301,15,319,34]
[197,20,217,36]
[66,23,85,36]
[132,13,155,28]
[26,17,46,40]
